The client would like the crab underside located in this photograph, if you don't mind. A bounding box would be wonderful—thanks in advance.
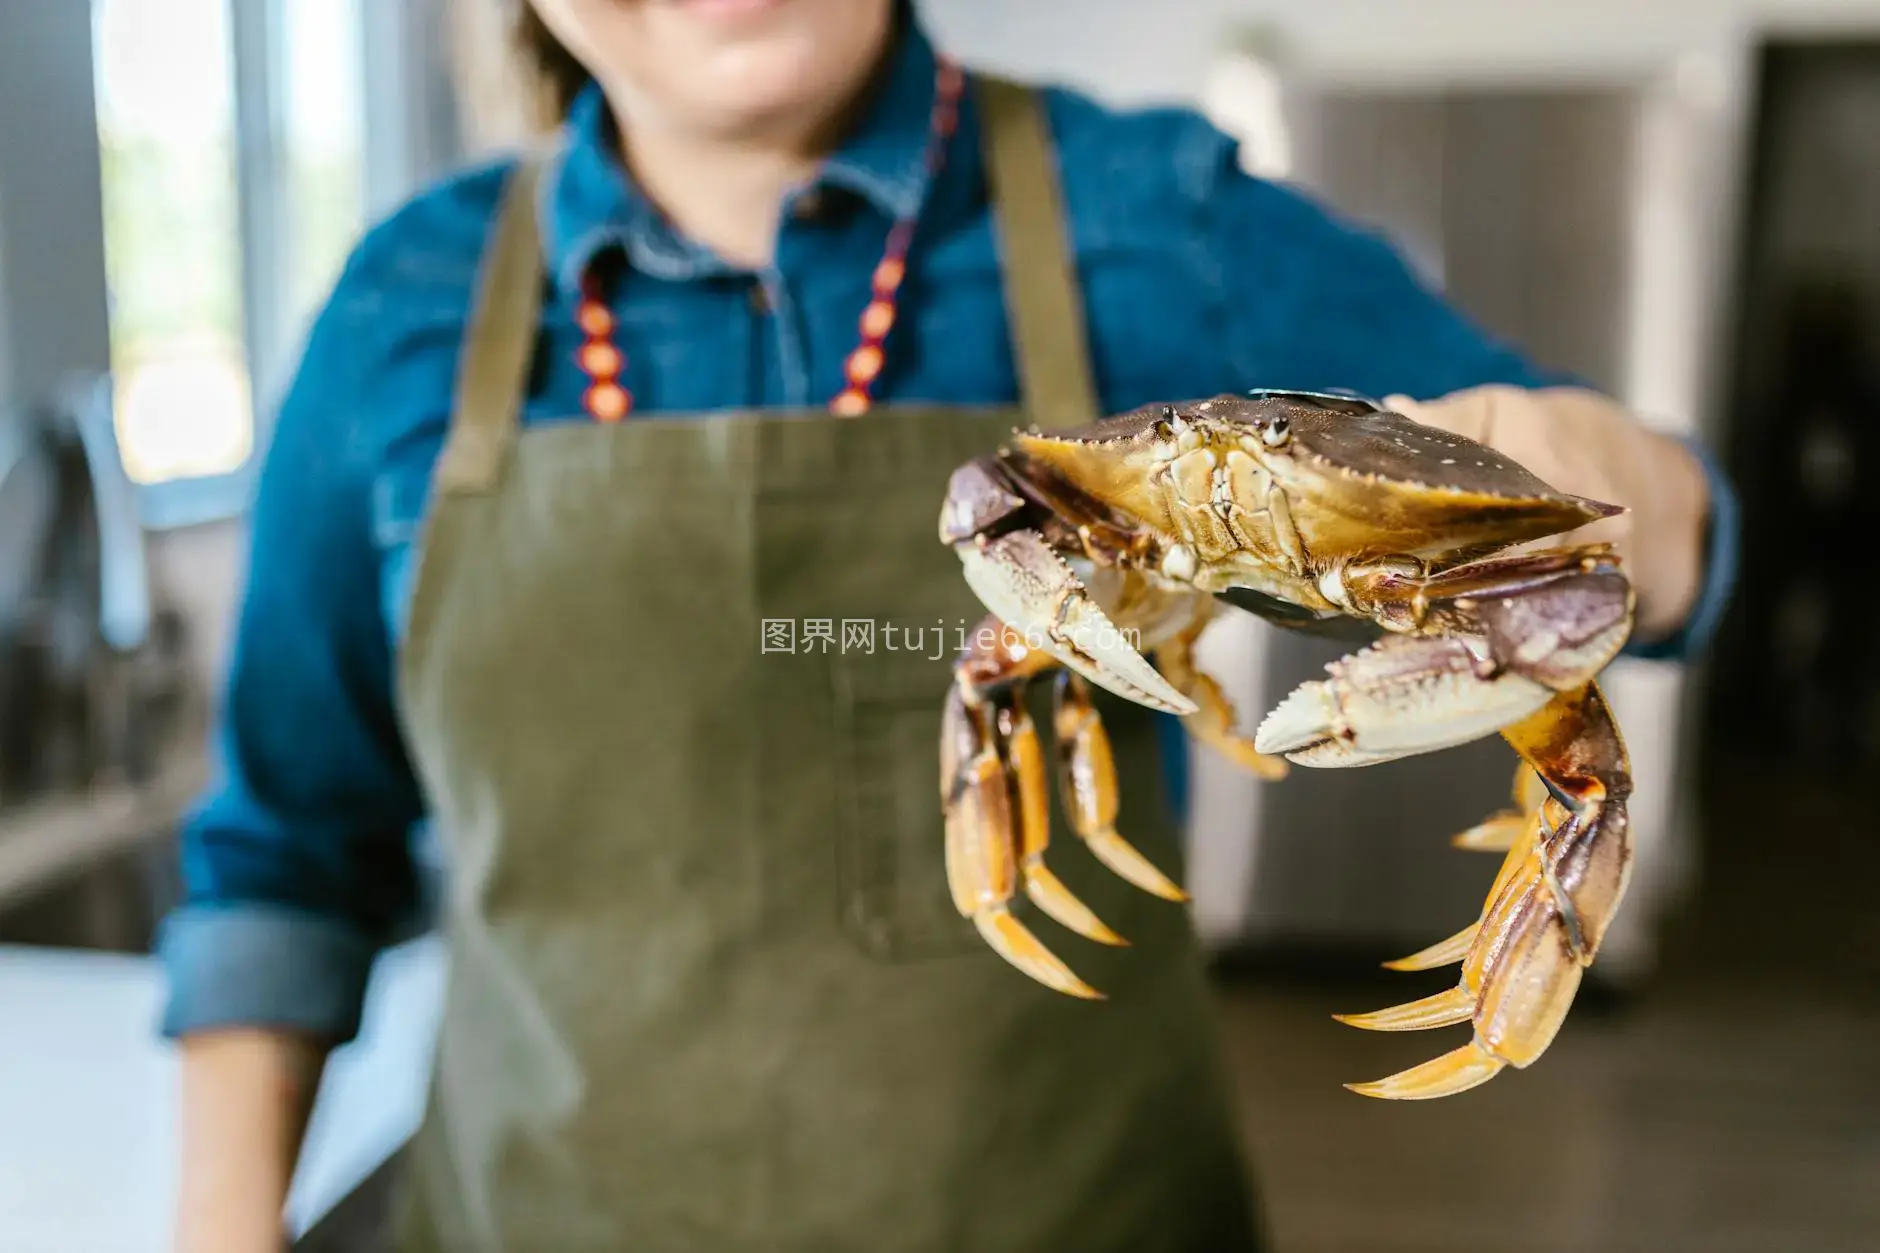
[938,390,1636,1101]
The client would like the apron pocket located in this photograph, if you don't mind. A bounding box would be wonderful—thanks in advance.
[829,646,986,962]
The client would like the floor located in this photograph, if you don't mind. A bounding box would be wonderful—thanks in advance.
[6,749,1875,1253]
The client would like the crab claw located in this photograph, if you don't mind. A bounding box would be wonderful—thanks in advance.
[955,529,1197,716]
[1252,634,1552,767]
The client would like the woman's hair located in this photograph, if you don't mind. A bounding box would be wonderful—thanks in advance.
[513,4,594,124]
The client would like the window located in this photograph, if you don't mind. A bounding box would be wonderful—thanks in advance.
[91,0,367,523]
[282,0,366,349]
[94,0,250,488]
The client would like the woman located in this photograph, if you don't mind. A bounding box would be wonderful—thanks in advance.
[165,2,1737,1250]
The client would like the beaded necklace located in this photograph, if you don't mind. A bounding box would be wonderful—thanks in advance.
[575,58,966,423]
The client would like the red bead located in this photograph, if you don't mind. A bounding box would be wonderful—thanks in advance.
[577,301,614,338]
[859,299,895,340]
[579,342,623,378]
[586,382,630,422]
[872,257,906,294]
[846,345,885,386]
[830,388,870,417]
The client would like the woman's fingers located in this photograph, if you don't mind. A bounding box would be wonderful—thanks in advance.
[1388,385,1707,640]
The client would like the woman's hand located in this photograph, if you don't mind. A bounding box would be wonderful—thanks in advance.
[1385,385,1711,645]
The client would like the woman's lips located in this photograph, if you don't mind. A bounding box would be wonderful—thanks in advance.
[663,0,790,21]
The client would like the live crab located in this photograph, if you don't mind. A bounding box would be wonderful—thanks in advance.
[938,390,1635,1100]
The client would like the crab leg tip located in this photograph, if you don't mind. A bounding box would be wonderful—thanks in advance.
[1451,816,1527,852]
[1344,1043,1506,1101]
[1380,922,1480,971]
[973,909,1105,999]
[1085,831,1188,901]
[1023,865,1129,946]
[1332,984,1476,1032]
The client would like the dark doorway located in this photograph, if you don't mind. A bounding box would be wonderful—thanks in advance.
[1706,40,1880,770]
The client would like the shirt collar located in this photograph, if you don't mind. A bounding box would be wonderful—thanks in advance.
[540,4,947,297]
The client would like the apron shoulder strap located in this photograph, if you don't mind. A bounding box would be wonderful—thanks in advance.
[972,77,1101,431]
[439,152,550,494]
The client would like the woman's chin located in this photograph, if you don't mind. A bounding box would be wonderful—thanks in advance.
[677,40,868,130]
[580,0,896,140]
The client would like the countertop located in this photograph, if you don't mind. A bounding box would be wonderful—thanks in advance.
[0,936,444,1253]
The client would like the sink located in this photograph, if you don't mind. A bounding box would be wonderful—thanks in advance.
[0,731,204,952]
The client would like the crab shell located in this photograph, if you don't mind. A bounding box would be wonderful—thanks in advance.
[1005,391,1622,571]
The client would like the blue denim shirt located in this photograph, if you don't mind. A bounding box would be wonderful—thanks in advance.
[158,20,1739,1042]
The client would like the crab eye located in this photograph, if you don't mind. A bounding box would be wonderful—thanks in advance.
[1261,417,1291,449]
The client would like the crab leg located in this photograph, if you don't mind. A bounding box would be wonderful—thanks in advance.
[945,610,1155,995]
[1243,553,1634,1097]
[1340,682,1633,1100]
[1381,805,1538,971]
[942,681,1102,999]
[1053,671,1189,903]
[957,612,1128,949]
[1155,622,1290,782]
[1003,698,1128,947]
[1452,762,1551,852]
[1380,922,1481,972]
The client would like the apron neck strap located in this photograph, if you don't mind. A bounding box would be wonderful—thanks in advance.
[440,153,548,494]
[439,78,1100,493]
[973,77,1099,432]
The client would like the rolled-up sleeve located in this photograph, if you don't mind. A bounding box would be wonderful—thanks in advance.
[1195,138,1739,663]
[159,254,426,1044]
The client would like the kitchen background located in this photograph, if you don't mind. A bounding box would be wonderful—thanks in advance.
[1,1,1876,1250]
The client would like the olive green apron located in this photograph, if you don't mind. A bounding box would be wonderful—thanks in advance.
[390,78,1263,1253]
